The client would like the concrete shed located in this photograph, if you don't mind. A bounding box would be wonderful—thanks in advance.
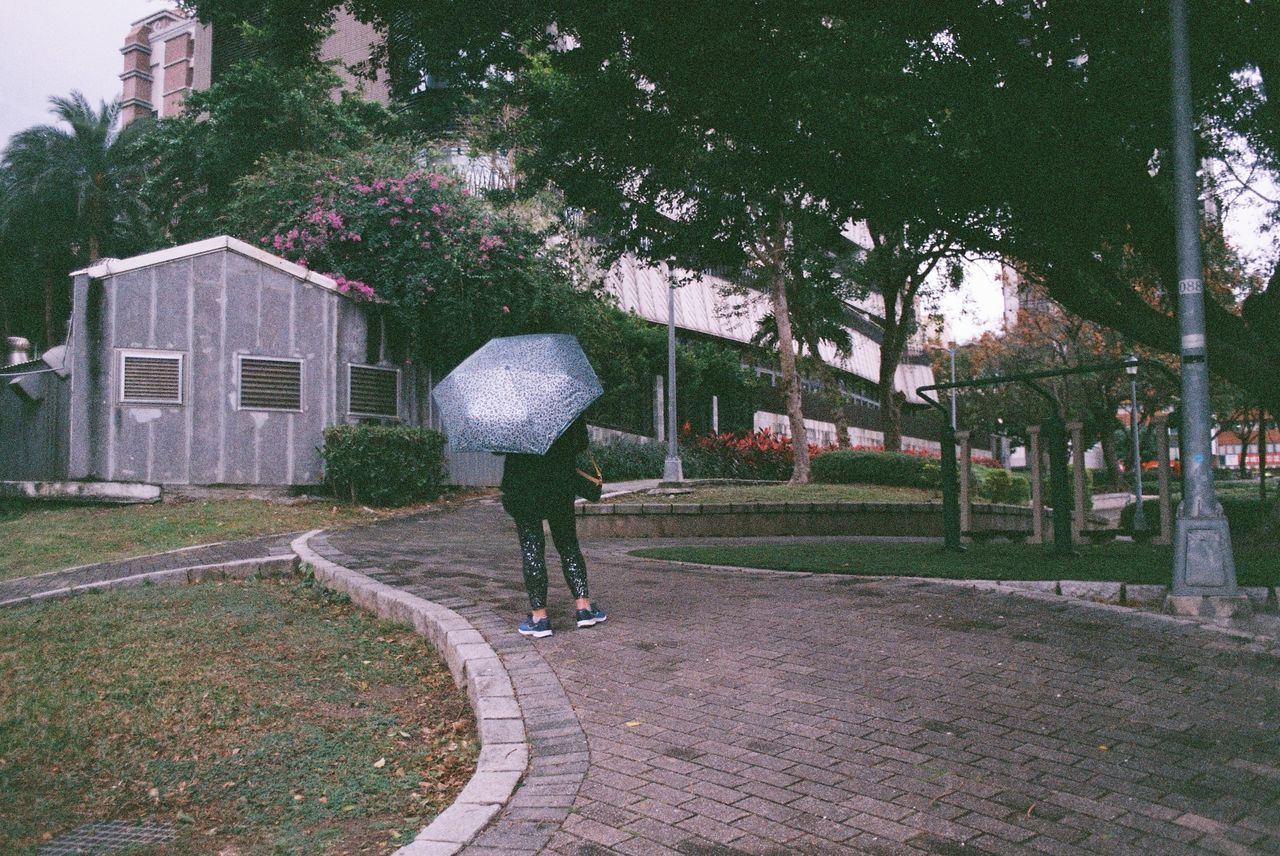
[0,236,416,488]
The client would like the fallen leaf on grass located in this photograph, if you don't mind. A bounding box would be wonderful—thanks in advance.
[373,757,386,768]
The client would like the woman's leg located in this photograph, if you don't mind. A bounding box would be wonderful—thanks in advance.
[546,504,590,607]
[514,516,550,614]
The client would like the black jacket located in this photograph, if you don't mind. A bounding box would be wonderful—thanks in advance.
[501,418,589,519]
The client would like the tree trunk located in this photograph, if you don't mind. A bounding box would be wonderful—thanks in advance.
[1238,415,1255,478]
[1099,426,1124,490]
[1257,406,1267,484]
[876,295,905,452]
[768,244,810,483]
[874,276,910,453]
[833,405,851,449]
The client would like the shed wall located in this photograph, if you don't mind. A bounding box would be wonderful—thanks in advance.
[0,371,70,481]
[68,249,366,486]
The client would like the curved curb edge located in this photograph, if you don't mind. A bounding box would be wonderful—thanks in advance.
[0,555,299,609]
[290,530,526,856]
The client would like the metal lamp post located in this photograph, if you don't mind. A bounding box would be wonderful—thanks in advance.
[663,281,684,482]
[1167,0,1241,608]
[948,345,958,430]
[1126,356,1148,537]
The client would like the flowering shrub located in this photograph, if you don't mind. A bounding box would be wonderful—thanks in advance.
[227,145,587,372]
[678,427,838,481]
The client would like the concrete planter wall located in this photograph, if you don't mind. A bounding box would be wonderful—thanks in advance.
[576,500,1032,539]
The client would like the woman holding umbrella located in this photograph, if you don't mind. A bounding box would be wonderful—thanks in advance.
[431,333,607,638]
[501,414,606,637]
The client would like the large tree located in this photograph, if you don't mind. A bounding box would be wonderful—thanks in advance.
[136,55,393,244]
[933,1,1280,412]
[0,93,150,347]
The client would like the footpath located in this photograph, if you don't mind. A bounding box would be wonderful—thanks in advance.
[6,499,1280,855]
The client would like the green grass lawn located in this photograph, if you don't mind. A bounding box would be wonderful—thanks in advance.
[631,540,1280,587]
[610,483,946,505]
[0,492,488,583]
[0,577,476,855]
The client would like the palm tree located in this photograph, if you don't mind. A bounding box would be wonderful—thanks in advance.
[0,92,149,345]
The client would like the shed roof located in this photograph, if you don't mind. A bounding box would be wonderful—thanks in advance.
[71,236,353,300]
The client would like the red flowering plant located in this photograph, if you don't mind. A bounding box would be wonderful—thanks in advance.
[225,144,588,372]
[680,425,839,481]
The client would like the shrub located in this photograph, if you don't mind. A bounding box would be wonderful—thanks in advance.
[1121,496,1275,537]
[682,429,796,481]
[811,450,932,487]
[973,466,1031,505]
[322,425,447,506]
[588,438,667,482]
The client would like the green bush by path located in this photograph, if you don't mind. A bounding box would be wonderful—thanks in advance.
[815,450,1030,505]
[589,437,667,481]
[322,425,447,506]
[1121,495,1275,537]
[812,450,932,487]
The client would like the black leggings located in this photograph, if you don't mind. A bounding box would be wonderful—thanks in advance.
[513,505,589,611]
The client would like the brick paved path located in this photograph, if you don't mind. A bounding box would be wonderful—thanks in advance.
[326,501,1280,856]
[0,533,296,604]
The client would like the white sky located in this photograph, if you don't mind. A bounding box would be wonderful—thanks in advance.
[0,0,162,146]
[1,0,1275,344]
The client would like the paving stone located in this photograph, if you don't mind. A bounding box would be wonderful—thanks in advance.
[319,502,1280,856]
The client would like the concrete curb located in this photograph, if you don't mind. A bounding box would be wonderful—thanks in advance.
[0,555,299,608]
[290,530,525,856]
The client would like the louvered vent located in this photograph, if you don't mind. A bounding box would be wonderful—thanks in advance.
[349,365,399,417]
[121,352,182,404]
[239,357,302,411]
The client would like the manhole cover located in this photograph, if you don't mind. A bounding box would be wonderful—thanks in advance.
[38,821,177,855]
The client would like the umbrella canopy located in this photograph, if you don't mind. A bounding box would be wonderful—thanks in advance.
[431,333,603,454]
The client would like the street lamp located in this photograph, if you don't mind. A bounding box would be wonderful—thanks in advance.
[1126,356,1148,537]
[948,344,957,430]
[663,280,683,482]
[1168,0,1239,605]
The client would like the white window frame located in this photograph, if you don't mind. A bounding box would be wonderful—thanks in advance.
[236,354,304,413]
[347,363,401,419]
[118,348,185,406]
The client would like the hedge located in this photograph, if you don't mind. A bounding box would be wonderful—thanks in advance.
[811,450,934,487]
[589,438,667,482]
[322,425,448,507]
[1120,496,1275,537]
[813,450,1030,504]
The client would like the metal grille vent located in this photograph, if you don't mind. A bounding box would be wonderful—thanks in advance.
[349,365,399,417]
[121,353,182,403]
[239,357,302,411]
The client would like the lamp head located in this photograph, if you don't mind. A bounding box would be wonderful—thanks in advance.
[1125,354,1139,376]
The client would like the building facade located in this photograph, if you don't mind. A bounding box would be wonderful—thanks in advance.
[120,6,389,127]
[119,9,212,126]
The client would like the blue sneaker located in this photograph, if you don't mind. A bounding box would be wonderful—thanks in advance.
[575,605,607,628]
[518,615,552,638]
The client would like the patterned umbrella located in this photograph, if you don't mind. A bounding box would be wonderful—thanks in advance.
[431,333,603,454]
